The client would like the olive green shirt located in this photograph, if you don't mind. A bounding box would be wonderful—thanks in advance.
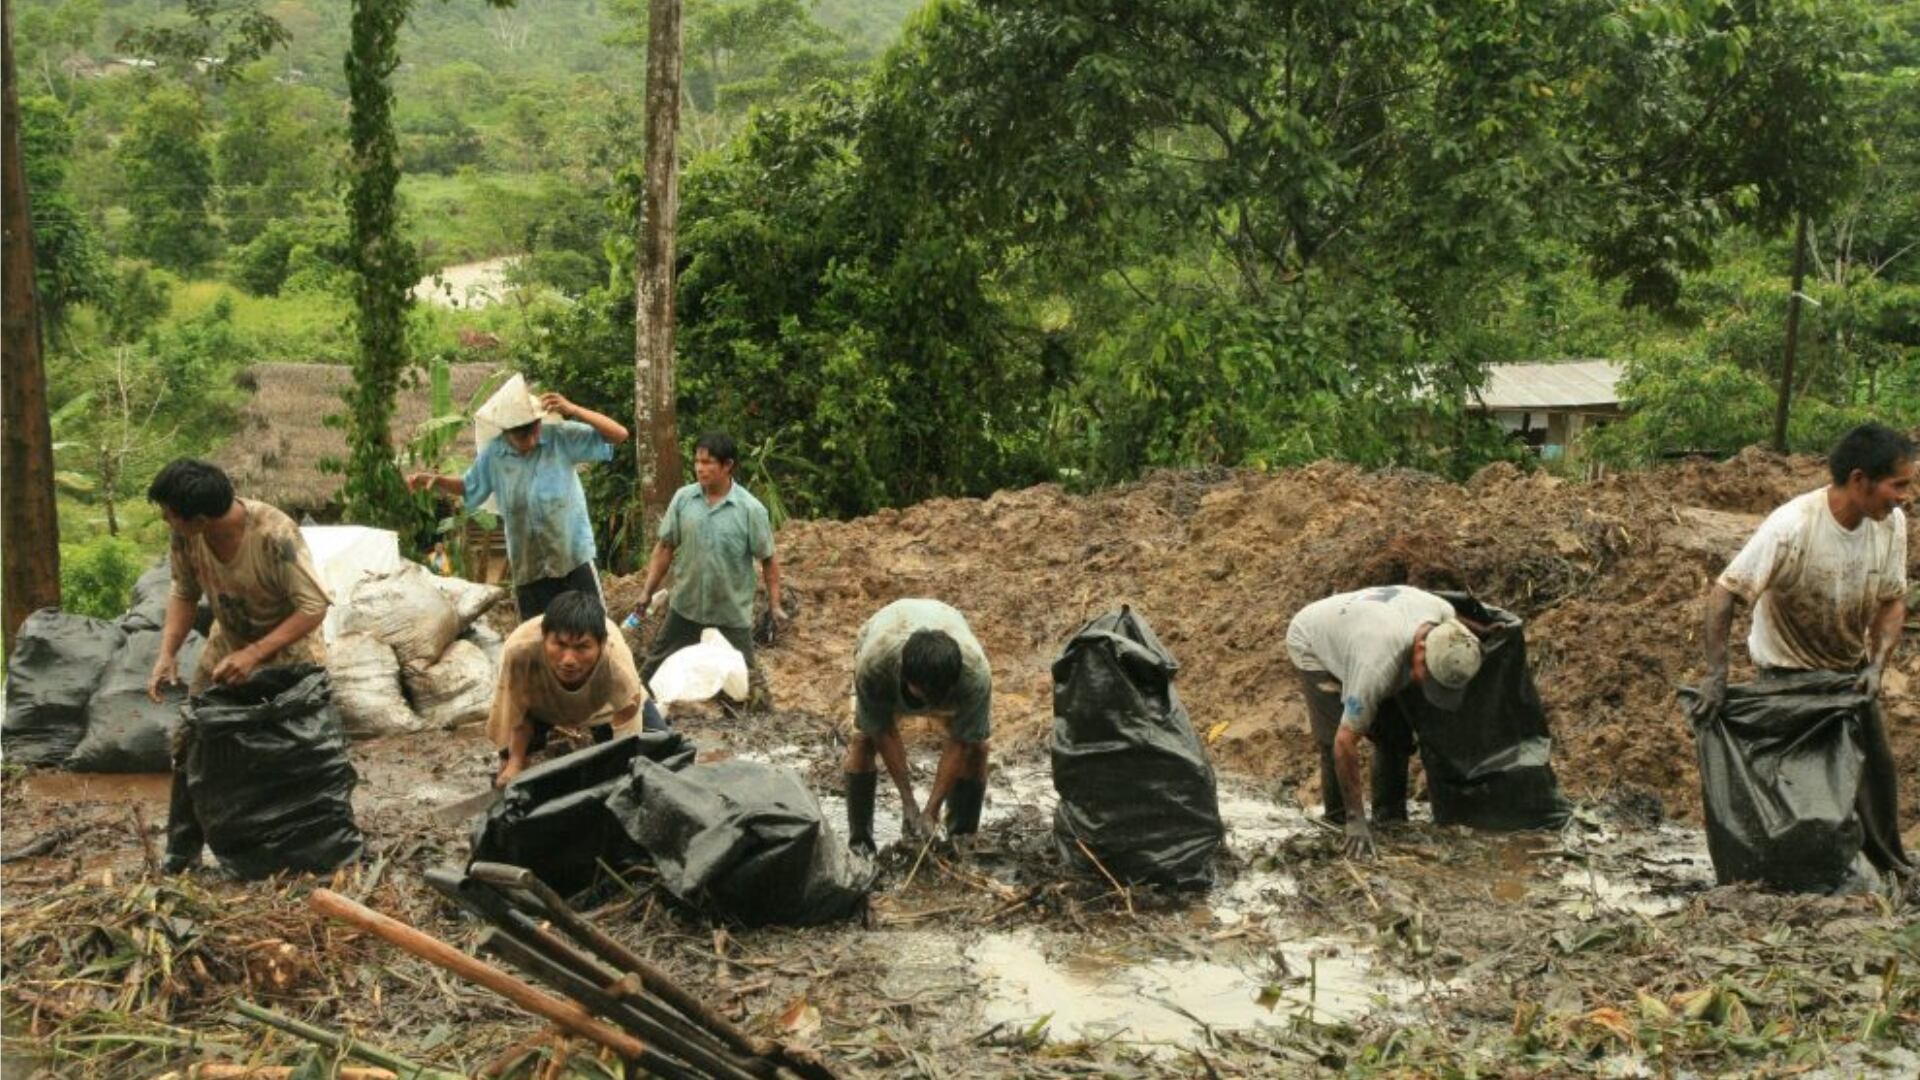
[853,599,993,744]
[658,481,774,629]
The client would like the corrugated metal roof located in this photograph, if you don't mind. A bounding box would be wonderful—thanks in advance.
[1475,360,1622,410]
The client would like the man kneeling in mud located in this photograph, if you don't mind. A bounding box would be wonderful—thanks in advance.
[843,599,993,854]
[488,591,659,787]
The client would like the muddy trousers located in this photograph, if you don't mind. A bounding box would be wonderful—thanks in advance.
[1299,672,1415,825]
[640,610,771,711]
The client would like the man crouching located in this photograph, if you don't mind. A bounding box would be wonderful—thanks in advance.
[488,591,656,788]
[842,599,993,854]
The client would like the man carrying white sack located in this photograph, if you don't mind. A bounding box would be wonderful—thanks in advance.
[488,591,660,788]
[407,374,628,621]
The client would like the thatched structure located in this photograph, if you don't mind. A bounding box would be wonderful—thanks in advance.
[218,361,509,517]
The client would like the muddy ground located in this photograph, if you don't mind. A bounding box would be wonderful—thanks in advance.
[4,706,1917,1078]
[6,452,1920,1076]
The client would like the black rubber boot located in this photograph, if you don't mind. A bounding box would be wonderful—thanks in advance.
[163,770,204,874]
[945,777,986,836]
[845,771,878,855]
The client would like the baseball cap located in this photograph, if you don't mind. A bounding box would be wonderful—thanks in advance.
[1420,618,1482,711]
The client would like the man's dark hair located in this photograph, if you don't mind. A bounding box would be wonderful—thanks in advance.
[695,431,739,467]
[1829,423,1915,486]
[147,459,235,520]
[541,591,608,641]
[901,629,963,704]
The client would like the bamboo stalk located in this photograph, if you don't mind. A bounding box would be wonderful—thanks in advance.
[306,889,646,1062]
[230,1000,449,1080]
[467,862,794,1072]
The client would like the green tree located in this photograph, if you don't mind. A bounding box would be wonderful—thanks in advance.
[17,93,105,334]
[214,63,338,245]
[116,85,220,271]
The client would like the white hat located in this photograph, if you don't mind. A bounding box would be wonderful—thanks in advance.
[474,373,545,433]
[1420,618,1483,710]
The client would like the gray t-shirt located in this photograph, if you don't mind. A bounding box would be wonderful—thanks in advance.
[1284,586,1456,734]
[853,599,992,743]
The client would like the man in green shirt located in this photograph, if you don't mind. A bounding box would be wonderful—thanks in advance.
[635,432,780,709]
[843,599,993,854]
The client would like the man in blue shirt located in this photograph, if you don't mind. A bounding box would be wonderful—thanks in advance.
[408,375,628,621]
[635,432,781,711]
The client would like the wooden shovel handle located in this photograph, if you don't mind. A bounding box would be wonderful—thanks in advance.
[308,888,645,1061]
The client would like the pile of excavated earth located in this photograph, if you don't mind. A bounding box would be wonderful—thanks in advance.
[613,447,1919,824]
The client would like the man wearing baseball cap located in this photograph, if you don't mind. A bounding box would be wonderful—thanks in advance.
[1285,586,1485,858]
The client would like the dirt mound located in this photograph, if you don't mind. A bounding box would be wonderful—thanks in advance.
[615,447,1919,820]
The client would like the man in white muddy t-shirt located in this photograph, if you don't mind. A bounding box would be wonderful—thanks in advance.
[1693,422,1915,877]
[1285,586,1485,859]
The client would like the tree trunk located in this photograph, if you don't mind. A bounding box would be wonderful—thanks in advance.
[2,0,63,658]
[1772,210,1810,453]
[634,0,684,535]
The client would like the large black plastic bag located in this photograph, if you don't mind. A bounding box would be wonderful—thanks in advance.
[1051,607,1224,888]
[611,758,873,927]
[3,610,127,766]
[1395,594,1572,831]
[118,562,213,635]
[67,630,207,772]
[1682,672,1869,893]
[181,666,363,879]
[470,732,696,898]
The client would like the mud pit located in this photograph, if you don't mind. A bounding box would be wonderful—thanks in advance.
[7,451,1920,1076]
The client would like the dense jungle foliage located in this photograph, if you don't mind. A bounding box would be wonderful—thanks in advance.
[12,0,1920,594]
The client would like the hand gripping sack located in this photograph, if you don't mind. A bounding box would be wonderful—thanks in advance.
[1051,606,1223,888]
[180,666,363,879]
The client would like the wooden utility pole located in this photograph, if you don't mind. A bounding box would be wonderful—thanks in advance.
[633,0,684,530]
[2,0,63,658]
[1772,210,1810,453]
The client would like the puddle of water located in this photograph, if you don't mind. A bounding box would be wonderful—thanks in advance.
[19,772,171,803]
[976,927,1425,1052]
[1216,789,1316,847]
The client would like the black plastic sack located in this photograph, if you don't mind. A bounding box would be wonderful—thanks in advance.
[1394,594,1572,831]
[1051,607,1224,888]
[180,666,363,879]
[67,630,207,772]
[470,732,696,898]
[3,609,126,766]
[1681,672,1869,893]
[611,758,873,927]
[118,562,213,635]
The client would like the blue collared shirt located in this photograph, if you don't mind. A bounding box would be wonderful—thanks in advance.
[463,420,613,586]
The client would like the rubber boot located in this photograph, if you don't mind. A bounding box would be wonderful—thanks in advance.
[845,771,878,855]
[945,777,986,836]
[162,770,204,874]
